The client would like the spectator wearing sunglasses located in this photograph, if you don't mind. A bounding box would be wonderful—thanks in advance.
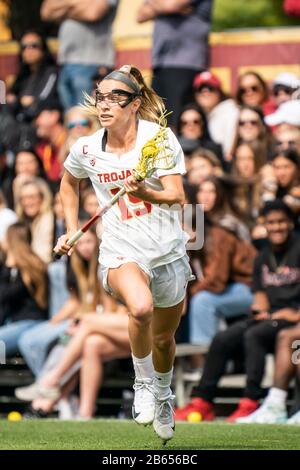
[231,105,274,163]
[236,71,271,115]
[6,30,59,122]
[59,106,99,163]
[271,73,300,108]
[177,103,224,166]
[193,71,239,160]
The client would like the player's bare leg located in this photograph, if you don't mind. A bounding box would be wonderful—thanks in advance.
[108,263,156,425]
[151,301,184,443]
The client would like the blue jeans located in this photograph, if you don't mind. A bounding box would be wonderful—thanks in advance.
[18,320,68,377]
[58,63,99,110]
[189,283,253,346]
[0,320,42,357]
[48,261,70,318]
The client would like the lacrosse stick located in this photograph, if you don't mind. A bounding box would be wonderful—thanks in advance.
[54,112,175,258]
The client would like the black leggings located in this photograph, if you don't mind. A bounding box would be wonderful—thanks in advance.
[193,318,295,402]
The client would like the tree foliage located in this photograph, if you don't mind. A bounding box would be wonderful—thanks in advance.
[212,0,300,31]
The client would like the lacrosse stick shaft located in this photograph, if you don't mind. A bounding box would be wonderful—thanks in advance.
[54,185,126,259]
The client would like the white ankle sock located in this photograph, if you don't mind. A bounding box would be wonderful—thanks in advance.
[266,387,287,407]
[132,352,155,381]
[154,368,173,399]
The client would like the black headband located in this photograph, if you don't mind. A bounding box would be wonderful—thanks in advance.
[103,70,141,95]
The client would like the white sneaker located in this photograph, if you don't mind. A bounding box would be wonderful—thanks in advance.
[236,401,287,424]
[15,382,60,402]
[153,394,175,444]
[57,395,80,420]
[287,409,300,424]
[132,378,156,425]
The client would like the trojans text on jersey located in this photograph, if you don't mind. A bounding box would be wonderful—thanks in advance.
[97,169,132,184]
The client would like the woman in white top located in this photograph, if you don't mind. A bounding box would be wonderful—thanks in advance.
[54,65,193,443]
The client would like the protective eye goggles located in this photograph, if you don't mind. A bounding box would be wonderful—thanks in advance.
[95,89,141,108]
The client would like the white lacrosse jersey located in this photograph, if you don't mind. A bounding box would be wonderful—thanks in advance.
[64,119,189,269]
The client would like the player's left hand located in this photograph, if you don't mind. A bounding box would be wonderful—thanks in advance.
[124,175,148,199]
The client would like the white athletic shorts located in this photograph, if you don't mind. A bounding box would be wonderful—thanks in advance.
[100,255,195,308]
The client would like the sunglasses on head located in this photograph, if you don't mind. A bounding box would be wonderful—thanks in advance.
[239,119,260,127]
[67,119,90,129]
[240,85,261,94]
[20,41,42,51]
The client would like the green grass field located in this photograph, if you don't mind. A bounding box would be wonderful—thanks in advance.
[0,420,300,450]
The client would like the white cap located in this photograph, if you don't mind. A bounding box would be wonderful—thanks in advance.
[265,100,300,126]
[273,72,300,89]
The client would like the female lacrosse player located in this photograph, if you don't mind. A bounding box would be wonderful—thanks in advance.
[54,65,193,443]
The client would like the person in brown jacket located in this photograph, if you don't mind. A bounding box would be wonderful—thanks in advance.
[189,175,256,346]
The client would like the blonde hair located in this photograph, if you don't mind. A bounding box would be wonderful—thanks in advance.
[6,223,48,309]
[15,177,53,220]
[82,65,166,125]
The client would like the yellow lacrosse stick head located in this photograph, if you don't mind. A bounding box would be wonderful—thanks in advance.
[135,111,175,181]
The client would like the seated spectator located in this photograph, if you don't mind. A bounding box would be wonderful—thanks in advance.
[261,149,300,221]
[231,105,273,162]
[5,148,49,209]
[59,105,99,163]
[236,71,271,115]
[193,71,239,159]
[176,200,300,423]
[237,323,300,424]
[271,72,300,109]
[0,223,48,357]
[177,103,223,165]
[34,100,66,182]
[274,127,300,155]
[230,141,267,228]
[188,176,255,349]
[17,227,127,419]
[6,30,58,122]
[18,225,103,377]
[16,307,129,420]
[15,177,54,263]
[187,148,223,186]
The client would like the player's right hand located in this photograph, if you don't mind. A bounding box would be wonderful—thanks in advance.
[53,233,75,257]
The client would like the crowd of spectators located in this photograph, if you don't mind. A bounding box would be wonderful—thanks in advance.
[1,0,300,423]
